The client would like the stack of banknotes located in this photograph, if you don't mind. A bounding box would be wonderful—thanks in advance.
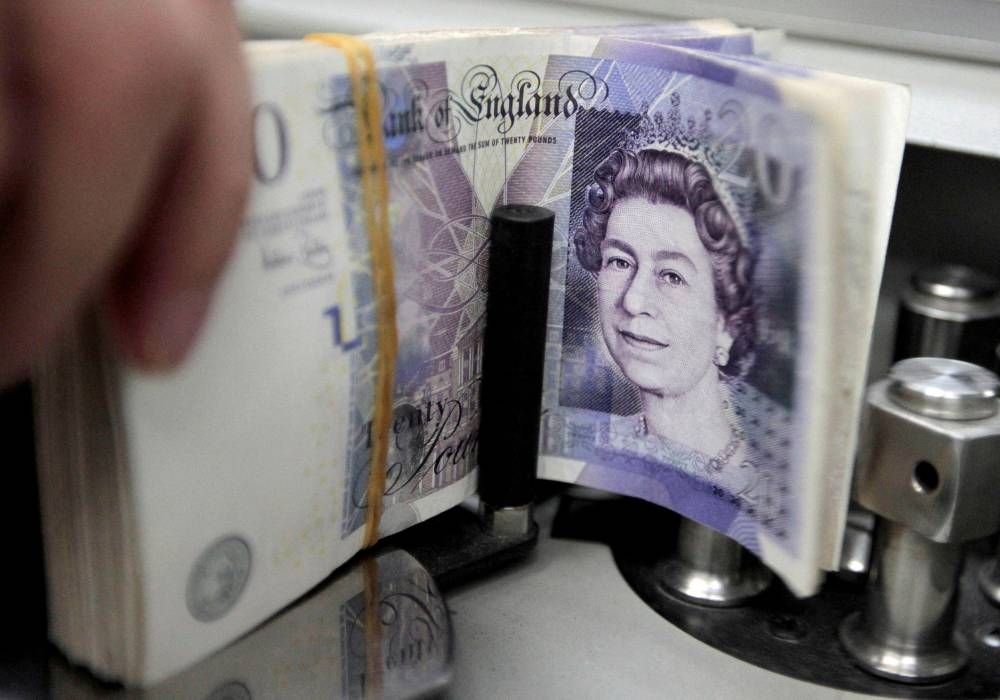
[33,20,909,685]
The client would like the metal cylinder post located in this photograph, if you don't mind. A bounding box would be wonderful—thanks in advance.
[656,517,771,607]
[841,521,966,682]
[982,343,1000,606]
[980,557,1000,607]
[894,264,1000,369]
[842,357,1000,683]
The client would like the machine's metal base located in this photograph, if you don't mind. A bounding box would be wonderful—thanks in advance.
[387,500,539,590]
[552,493,1000,698]
[479,503,535,538]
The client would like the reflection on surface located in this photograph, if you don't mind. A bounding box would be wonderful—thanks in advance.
[51,549,451,699]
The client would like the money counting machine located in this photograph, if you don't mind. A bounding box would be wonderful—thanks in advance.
[6,155,1000,699]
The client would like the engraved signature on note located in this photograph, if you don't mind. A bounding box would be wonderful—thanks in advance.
[243,187,332,274]
[260,230,332,272]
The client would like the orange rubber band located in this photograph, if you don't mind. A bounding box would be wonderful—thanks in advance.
[306,34,395,549]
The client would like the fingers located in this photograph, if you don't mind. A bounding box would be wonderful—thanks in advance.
[104,2,252,369]
[0,1,251,383]
[0,4,26,199]
[0,2,193,383]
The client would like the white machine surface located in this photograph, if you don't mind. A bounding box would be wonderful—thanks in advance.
[444,499,872,699]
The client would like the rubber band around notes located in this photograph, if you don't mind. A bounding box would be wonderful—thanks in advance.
[306,34,396,550]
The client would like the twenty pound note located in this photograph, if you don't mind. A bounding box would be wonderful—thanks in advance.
[516,43,908,593]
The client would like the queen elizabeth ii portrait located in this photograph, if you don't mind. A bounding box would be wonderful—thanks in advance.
[555,106,799,516]
[573,145,755,473]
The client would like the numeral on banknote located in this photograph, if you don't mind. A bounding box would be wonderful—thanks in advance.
[324,305,362,351]
[754,114,794,206]
[252,103,289,184]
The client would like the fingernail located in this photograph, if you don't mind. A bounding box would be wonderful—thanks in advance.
[140,288,211,370]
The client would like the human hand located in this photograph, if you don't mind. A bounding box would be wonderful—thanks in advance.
[0,1,251,386]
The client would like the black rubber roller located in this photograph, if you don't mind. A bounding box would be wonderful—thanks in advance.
[478,204,555,510]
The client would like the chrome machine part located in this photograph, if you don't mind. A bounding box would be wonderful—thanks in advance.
[911,264,999,303]
[979,556,1000,608]
[894,264,1000,369]
[479,503,535,538]
[840,521,967,683]
[843,357,1000,683]
[983,344,1000,607]
[655,517,772,607]
[839,506,876,577]
[887,357,999,421]
[856,359,1000,544]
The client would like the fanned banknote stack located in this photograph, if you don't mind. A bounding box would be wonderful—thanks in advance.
[32,20,909,686]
